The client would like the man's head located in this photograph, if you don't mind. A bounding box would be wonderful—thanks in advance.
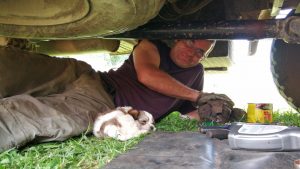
[167,39,215,68]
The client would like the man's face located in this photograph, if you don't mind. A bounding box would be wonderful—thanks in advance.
[170,40,214,68]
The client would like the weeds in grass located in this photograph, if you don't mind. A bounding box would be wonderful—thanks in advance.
[0,111,299,169]
[155,111,198,132]
[273,110,300,126]
[0,111,197,169]
[0,135,145,169]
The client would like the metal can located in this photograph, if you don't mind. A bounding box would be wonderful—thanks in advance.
[247,103,273,123]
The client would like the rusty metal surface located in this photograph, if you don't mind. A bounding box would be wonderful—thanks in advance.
[107,16,300,44]
[107,19,278,40]
[281,16,300,43]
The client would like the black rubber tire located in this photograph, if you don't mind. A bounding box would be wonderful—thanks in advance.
[271,39,300,112]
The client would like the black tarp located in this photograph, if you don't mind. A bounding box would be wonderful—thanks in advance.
[104,132,300,169]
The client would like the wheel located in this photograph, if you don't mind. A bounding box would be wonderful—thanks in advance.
[271,39,300,112]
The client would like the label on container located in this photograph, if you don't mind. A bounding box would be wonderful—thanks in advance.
[238,124,288,134]
[247,103,273,123]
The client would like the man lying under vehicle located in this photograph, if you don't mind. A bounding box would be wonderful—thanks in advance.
[0,39,232,152]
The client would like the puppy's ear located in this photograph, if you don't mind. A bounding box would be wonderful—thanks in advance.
[128,109,140,120]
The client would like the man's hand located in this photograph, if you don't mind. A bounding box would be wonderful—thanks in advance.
[194,92,236,123]
[195,92,234,107]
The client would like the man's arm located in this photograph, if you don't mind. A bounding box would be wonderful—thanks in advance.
[133,39,200,102]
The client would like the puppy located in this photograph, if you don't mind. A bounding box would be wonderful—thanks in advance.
[93,106,155,141]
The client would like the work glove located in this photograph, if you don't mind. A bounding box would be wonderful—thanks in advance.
[195,92,245,123]
[197,99,232,123]
[195,92,234,107]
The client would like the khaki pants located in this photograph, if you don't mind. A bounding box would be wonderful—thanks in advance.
[0,47,114,152]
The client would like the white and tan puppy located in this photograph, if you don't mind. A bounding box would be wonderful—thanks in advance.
[93,106,155,141]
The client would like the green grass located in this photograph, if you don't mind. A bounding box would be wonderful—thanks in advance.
[0,111,197,169]
[155,111,198,132]
[0,134,144,169]
[0,111,299,169]
[273,110,300,126]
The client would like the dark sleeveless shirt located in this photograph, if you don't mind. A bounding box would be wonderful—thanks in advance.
[100,40,204,120]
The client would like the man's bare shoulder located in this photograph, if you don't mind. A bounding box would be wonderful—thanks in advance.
[135,39,158,51]
[133,39,160,58]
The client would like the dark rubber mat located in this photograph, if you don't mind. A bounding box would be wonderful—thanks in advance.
[104,132,300,169]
